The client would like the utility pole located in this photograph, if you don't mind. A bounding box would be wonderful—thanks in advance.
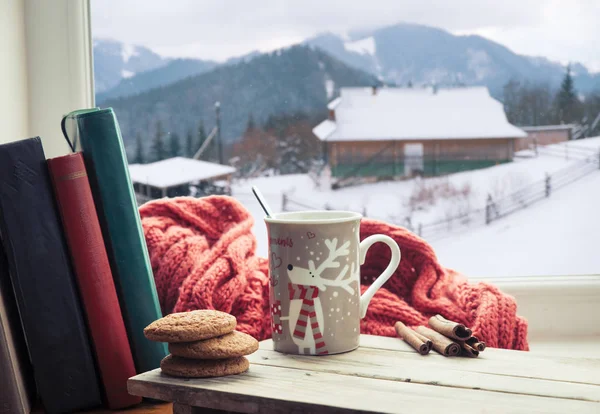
[215,101,223,164]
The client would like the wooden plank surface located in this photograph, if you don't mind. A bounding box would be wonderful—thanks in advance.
[248,349,600,402]
[359,334,600,368]
[128,365,600,414]
[127,335,600,414]
[258,336,600,386]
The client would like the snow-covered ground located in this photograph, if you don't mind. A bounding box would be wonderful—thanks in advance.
[563,136,600,150]
[433,171,600,277]
[232,137,600,278]
[236,155,574,226]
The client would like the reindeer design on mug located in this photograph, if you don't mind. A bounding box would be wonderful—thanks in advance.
[282,238,356,355]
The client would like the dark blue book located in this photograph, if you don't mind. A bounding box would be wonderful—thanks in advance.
[0,137,102,414]
[0,241,34,414]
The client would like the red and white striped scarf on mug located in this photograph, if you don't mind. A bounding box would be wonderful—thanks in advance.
[288,283,328,355]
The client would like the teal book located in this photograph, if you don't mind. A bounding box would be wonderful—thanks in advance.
[64,108,167,373]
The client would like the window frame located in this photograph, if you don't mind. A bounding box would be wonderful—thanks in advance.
[472,274,600,341]
[25,0,599,342]
[16,0,95,158]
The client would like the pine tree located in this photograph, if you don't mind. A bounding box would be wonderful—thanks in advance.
[502,79,521,124]
[555,65,581,124]
[185,130,194,158]
[133,131,145,164]
[276,133,304,174]
[583,92,600,137]
[168,132,181,158]
[151,120,166,162]
[266,112,316,175]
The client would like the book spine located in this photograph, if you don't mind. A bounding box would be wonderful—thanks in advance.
[47,153,141,409]
[0,246,33,414]
[0,137,102,414]
[74,108,167,372]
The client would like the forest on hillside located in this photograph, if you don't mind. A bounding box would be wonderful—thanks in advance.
[503,66,600,137]
[128,66,600,180]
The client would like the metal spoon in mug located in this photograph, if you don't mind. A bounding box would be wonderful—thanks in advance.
[252,186,274,217]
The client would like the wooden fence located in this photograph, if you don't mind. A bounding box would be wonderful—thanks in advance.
[283,147,600,241]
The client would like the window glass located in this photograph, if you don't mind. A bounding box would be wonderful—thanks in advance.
[91,0,600,278]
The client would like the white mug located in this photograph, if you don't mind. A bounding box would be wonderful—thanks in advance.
[265,210,401,355]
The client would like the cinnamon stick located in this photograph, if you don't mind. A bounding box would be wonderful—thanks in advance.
[412,330,433,352]
[428,314,472,341]
[461,342,480,358]
[394,322,430,355]
[415,326,461,356]
[465,336,486,352]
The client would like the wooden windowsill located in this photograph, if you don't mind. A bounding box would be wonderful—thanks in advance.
[529,336,600,358]
[474,274,600,340]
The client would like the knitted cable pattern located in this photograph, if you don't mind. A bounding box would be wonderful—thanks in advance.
[139,195,528,350]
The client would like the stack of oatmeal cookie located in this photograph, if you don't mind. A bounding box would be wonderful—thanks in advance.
[144,310,258,378]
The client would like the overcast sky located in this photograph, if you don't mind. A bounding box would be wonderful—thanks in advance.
[91,0,600,71]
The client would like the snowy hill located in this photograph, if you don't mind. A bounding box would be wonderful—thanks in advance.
[93,38,170,93]
[102,45,380,151]
[96,58,218,102]
[232,137,600,278]
[305,23,600,96]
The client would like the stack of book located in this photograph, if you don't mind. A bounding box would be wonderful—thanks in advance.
[0,108,168,414]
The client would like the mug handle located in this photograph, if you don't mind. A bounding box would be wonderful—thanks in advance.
[358,235,401,318]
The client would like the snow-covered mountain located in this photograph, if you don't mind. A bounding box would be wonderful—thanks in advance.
[93,38,170,93]
[93,39,263,100]
[93,24,599,102]
[304,23,600,96]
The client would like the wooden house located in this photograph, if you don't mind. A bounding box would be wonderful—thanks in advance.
[312,86,527,181]
[129,157,236,203]
[516,124,575,151]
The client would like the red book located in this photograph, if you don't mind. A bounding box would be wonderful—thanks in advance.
[47,153,141,409]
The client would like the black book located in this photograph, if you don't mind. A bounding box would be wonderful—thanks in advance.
[0,137,101,414]
[0,242,34,414]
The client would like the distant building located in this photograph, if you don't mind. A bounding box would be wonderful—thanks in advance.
[129,157,236,203]
[516,124,575,151]
[312,86,527,184]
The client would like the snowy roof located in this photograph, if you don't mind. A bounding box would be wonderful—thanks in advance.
[521,124,575,132]
[313,86,527,142]
[327,97,342,110]
[313,119,337,141]
[129,157,235,188]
